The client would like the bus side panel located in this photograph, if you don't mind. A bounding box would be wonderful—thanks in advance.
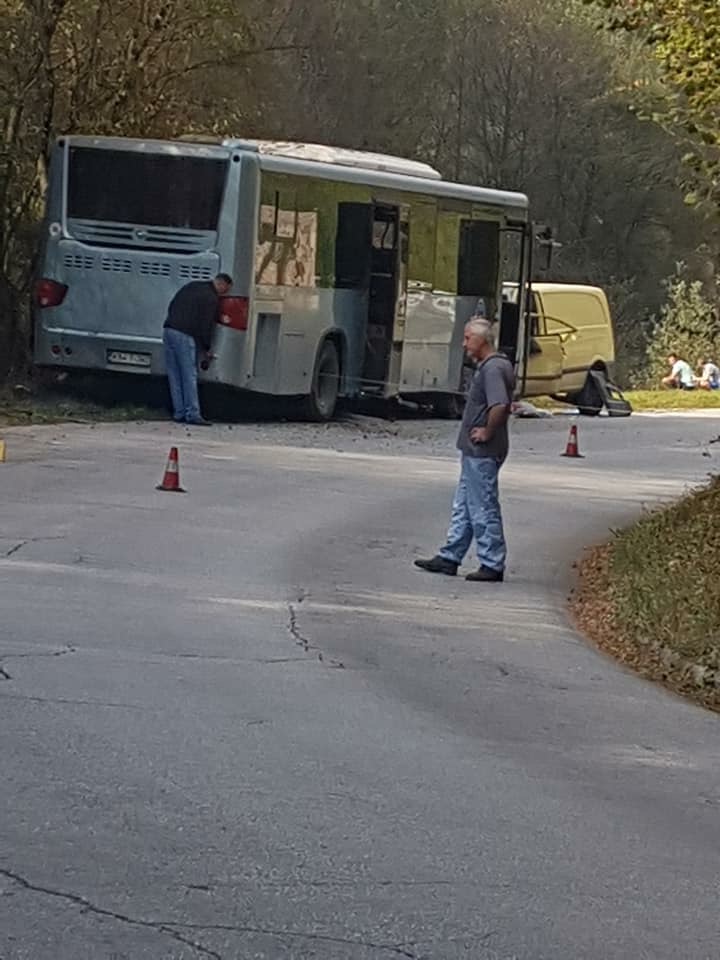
[246,285,366,397]
[400,292,476,394]
[239,170,371,398]
[202,153,258,389]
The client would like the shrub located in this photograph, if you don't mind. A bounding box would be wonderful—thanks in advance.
[646,272,720,385]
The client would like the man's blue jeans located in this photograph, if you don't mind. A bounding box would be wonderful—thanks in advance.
[163,328,201,422]
[439,456,507,572]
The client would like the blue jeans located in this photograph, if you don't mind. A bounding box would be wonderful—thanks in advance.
[439,456,507,572]
[163,328,201,422]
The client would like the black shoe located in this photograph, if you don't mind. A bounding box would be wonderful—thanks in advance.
[186,417,212,426]
[465,566,504,583]
[414,555,458,576]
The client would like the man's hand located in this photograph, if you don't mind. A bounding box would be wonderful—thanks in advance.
[470,426,490,444]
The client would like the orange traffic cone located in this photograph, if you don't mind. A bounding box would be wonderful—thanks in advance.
[156,446,186,492]
[561,424,584,459]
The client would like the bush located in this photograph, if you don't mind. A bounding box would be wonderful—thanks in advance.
[645,273,720,385]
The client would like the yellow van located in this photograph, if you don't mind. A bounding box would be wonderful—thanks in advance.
[504,282,617,414]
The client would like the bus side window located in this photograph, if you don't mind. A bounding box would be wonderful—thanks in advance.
[457,220,500,297]
[335,203,373,289]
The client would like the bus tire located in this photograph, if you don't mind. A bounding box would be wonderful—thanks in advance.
[302,340,340,421]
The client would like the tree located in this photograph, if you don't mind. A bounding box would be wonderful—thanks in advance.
[589,0,720,210]
[646,271,720,384]
[0,0,294,378]
[0,0,716,385]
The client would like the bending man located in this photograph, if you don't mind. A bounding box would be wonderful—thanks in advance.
[163,273,233,425]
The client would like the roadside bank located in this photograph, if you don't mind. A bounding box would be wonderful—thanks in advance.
[572,475,720,712]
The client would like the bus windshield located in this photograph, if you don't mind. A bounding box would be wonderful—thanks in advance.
[67,147,227,230]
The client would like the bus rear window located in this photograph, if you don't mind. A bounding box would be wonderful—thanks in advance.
[67,148,227,230]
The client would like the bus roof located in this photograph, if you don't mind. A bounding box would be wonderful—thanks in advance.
[225,139,444,180]
[60,135,529,216]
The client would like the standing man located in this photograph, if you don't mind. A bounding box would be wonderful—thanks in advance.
[163,273,233,425]
[415,317,514,582]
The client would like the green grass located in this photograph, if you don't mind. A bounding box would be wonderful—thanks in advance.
[573,477,720,711]
[0,391,161,428]
[529,390,720,412]
[623,389,720,411]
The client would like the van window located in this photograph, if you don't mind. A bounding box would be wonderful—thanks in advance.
[543,292,607,331]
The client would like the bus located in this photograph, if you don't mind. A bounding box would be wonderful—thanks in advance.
[33,136,531,419]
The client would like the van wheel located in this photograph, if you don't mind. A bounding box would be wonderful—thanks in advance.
[571,372,604,417]
[302,340,340,421]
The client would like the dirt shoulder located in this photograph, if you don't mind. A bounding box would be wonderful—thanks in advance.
[571,475,720,712]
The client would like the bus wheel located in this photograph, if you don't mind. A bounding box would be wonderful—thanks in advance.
[302,340,340,421]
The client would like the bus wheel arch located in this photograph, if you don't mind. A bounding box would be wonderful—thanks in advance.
[301,335,342,421]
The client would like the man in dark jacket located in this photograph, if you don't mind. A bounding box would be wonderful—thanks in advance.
[163,273,232,425]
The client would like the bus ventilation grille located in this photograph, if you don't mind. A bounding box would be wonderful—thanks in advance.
[63,254,95,271]
[139,261,171,277]
[100,257,132,273]
[178,264,213,281]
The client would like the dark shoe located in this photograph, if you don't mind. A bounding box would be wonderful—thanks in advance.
[465,566,504,582]
[186,417,212,426]
[414,555,458,576]
[172,416,185,424]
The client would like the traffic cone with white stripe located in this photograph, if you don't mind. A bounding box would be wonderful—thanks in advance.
[561,423,584,459]
[156,446,186,492]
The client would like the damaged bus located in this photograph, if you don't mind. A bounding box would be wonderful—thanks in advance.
[33,136,531,419]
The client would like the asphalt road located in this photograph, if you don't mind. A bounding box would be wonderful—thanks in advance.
[2,412,720,960]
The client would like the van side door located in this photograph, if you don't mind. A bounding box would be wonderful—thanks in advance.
[523,292,564,398]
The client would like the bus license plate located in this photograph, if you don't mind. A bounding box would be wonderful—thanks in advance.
[107,350,151,368]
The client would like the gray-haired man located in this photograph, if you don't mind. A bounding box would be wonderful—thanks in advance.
[415,317,514,582]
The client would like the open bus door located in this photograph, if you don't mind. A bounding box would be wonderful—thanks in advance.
[499,220,532,394]
[513,223,563,399]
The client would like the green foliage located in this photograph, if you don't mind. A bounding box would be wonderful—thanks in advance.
[589,0,720,211]
[645,272,720,383]
[611,476,720,675]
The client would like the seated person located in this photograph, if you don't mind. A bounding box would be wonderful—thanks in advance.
[661,353,695,390]
[696,357,720,390]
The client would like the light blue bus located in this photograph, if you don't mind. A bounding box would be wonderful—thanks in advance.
[33,136,531,419]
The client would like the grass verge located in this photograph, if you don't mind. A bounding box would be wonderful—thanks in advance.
[623,390,720,411]
[530,390,720,412]
[571,476,720,711]
[0,387,160,428]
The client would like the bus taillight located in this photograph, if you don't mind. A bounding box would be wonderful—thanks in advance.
[35,278,68,308]
[219,296,249,331]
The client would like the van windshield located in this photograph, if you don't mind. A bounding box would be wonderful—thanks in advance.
[67,147,227,230]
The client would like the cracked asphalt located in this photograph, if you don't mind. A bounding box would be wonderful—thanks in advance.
[2,412,720,960]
